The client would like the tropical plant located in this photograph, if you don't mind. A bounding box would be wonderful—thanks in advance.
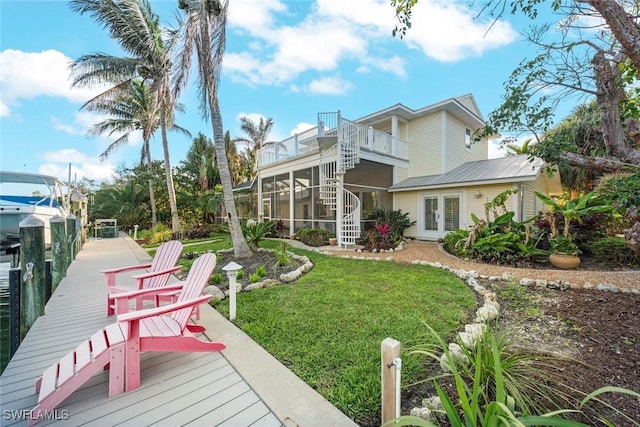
[69,0,183,233]
[398,323,640,427]
[174,0,252,258]
[241,219,275,250]
[535,192,614,246]
[444,212,545,265]
[365,208,415,245]
[90,180,150,230]
[233,116,276,182]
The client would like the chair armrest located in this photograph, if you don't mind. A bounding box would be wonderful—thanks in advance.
[101,263,152,275]
[110,283,185,303]
[132,266,182,286]
[117,295,212,323]
[101,264,152,287]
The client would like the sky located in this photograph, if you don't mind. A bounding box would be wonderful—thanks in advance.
[0,0,565,183]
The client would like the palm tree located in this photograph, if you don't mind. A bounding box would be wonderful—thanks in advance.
[505,138,533,156]
[84,80,179,226]
[224,131,244,186]
[233,116,275,181]
[173,0,251,258]
[91,180,150,230]
[69,0,183,233]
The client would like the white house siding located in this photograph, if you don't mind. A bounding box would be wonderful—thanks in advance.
[521,175,552,220]
[456,94,482,117]
[395,166,408,186]
[464,183,521,227]
[445,114,487,172]
[393,191,420,237]
[407,113,442,177]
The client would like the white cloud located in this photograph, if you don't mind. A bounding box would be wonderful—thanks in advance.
[38,149,116,182]
[487,138,506,159]
[306,76,353,95]
[290,122,315,136]
[0,49,110,115]
[403,1,517,62]
[236,112,268,124]
[0,101,9,117]
[51,110,142,156]
[224,0,515,87]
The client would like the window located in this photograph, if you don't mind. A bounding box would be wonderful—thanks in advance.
[465,128,472,149]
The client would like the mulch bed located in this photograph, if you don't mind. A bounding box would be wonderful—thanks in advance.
[400,280,640,426]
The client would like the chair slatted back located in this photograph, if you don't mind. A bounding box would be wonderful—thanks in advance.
[170,253,217,329]
[146,240,183,289]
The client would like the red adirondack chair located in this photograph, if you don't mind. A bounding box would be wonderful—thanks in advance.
[29,253,224,426]
[101,240,183,315]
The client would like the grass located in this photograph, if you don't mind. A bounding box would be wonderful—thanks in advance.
[145,236,476,423]
[210,243,476,425]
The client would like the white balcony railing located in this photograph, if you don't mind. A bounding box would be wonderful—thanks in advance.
[258,114,408,168]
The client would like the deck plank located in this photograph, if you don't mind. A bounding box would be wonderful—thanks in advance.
[0,236,283,427]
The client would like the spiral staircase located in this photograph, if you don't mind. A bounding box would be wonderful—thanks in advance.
[317,113,362,246]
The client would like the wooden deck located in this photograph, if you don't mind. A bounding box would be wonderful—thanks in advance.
[0,236,282,427]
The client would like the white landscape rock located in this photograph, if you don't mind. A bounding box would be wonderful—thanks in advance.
[203,285,225,301]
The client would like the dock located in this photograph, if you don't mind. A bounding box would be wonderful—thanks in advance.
[0,235,356,427]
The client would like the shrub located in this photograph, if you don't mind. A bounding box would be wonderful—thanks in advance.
[365,208,415,244]
[241,219,275,249]
[147,226,173,244]
[444,212,546,265]
[584,237,640,267]
[182,225,213,240]
[297,228,329,247]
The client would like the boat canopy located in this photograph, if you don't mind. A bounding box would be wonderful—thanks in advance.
[0,171,62,186]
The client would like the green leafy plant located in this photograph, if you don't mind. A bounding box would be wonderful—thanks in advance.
[255,265,267,277]
[297,228,329,246]
[241,219,275,250]
[401,324,585,427]
[249,272,261,283]
[584,236,640,266]
[535,191,613,241]
[209,272,224,285]
[398,324,640,427]
[549,234,581,255]
[275,241,293,267]
[365,208,415,245]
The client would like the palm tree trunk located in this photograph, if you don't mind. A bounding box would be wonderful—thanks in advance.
[145,140,158,226]
[160,106,180,233]
[212,107,251,258]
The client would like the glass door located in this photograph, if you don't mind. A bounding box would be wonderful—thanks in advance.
[423,196,439,238]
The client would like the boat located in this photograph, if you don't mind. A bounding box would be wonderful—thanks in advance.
[0,171,68,249]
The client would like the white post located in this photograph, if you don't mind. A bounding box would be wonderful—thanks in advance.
[391,115,398,156]
[381,337,401,424]
[368,126,374,150]
[289,170,295,236]
[133,224,139,240]
[222,262,243,321]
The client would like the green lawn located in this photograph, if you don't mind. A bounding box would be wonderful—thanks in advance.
[209,243,476,425]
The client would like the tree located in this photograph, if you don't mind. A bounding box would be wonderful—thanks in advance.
[233,116,275,182]
[224,131,244,186]
[91,180,150,230]
[69,0,183,233]
[84,80,189,226]
[392,0,640,173]
[505,138,532,156]
[174,0,252,258]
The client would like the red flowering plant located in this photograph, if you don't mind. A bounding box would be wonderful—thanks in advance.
[362,222,395,251]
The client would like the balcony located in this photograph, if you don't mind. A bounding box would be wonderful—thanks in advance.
[258,114,409,168]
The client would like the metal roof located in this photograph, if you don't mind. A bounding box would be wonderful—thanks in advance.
[389,155,546,191]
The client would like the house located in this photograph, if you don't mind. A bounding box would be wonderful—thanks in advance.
[252,94,561,246]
